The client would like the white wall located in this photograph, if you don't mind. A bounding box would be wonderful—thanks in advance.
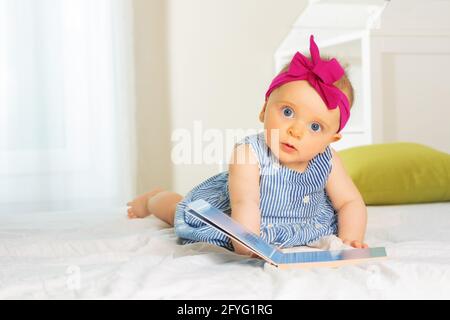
[133,0,172,194]
[168,0,306,194]
[380,51,450,153]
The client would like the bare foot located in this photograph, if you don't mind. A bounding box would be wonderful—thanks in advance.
[127,188,164,219]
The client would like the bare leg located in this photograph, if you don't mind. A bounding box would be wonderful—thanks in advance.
[127,188,183,226]
[127,187,164,219]
[146,191,183,226]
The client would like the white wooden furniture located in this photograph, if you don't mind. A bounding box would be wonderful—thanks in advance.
[274,0,450,153]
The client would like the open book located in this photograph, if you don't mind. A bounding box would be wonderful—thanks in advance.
[186,199,387,269]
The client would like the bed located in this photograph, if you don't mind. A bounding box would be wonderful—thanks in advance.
[1,201,449,299]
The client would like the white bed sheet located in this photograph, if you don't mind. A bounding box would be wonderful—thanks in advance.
[0,202,449,299]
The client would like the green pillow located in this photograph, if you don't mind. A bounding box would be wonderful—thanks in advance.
[338,142,450,205]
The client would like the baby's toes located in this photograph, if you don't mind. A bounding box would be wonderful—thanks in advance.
[127,208,137,219]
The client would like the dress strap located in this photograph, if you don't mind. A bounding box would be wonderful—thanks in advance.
[234,132,270,174]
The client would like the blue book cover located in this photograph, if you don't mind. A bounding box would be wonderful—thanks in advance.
[186,199,387,269]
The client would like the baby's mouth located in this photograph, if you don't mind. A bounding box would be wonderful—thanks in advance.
[281,142,297,151]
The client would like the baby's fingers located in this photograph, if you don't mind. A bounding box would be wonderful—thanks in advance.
[342,239,369,249]
[351,240,369,249]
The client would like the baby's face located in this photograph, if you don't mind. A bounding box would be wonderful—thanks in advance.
[260,80,342,170]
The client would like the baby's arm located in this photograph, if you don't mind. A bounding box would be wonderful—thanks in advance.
[228,143,261,256]
[325,149,368,248]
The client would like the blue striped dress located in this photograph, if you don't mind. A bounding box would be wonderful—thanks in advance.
[174,132,338,251]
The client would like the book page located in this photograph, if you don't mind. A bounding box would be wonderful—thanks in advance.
[186,200,387,268]
[186,200,279,261]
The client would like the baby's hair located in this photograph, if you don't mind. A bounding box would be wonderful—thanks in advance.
[279,56,354,108]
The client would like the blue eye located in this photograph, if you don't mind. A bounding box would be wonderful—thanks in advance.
[282,106,294,118]
[309,122,322,132]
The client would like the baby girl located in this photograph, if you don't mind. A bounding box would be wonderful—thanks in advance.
[127,35,368,256]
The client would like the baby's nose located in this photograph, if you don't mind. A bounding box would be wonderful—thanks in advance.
[288,125,304,139]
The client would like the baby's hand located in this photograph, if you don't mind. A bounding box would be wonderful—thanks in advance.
[343,239,369,249]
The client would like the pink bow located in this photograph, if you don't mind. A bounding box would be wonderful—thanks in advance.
[265,35,350,132]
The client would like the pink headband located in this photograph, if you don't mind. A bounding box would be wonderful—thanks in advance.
[265,35,350,132]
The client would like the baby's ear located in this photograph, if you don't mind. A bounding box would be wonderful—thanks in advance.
[259,103,267,122]
[331,133,342,143]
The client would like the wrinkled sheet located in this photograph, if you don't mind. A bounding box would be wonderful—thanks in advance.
[0,202,449,299]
